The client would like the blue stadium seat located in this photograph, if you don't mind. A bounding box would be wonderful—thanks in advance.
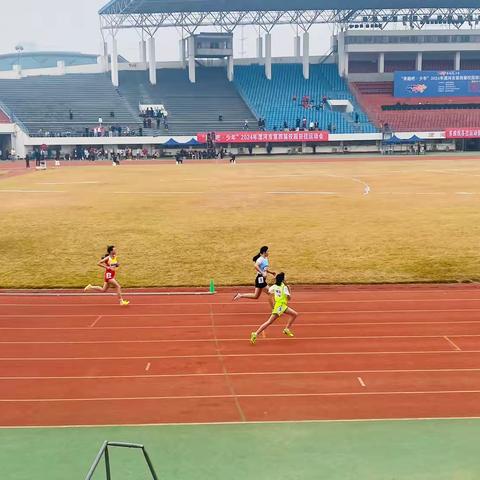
[234,63,377,134]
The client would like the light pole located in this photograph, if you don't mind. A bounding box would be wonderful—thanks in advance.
[14,45,24,67]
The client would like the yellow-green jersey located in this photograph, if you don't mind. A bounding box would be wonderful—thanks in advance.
[269,283,291,316]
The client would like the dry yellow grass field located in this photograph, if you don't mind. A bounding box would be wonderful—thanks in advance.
[1,158,480,288]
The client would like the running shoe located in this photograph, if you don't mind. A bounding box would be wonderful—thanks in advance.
[120,300,130,306]
[250,332,258,345]
[84,284,92,292]
[283,328,294,337]
[233,293,241,301]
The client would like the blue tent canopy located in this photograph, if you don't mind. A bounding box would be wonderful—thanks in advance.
[385,135,424,144]
[162,138,181,147]
[184,138,201,146]
[162,137,203,147]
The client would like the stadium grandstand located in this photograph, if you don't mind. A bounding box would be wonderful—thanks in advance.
[1,0,480,159]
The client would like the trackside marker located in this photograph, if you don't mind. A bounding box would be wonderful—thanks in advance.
[90,316,102,328]
[357,377,366,387]
[444,336,461,351]
[145,363,151,372]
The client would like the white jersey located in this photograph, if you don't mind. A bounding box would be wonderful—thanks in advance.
[256,256,269,276]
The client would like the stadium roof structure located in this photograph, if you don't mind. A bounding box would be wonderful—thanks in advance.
[0,52,100,72]
[99,0,480,33]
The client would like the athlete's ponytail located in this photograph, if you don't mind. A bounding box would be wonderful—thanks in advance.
[275,272,285,286]
[252,245,269,262]
[102,245,115,259]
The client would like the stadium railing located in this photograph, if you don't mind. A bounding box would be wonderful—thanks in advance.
[85,441,159,480]
[0,99,28,133]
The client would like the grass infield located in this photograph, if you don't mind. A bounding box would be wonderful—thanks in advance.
[1,158,480,288]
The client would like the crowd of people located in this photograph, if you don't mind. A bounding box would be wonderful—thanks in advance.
[175,148,236,163]
[0,147,16,160]
[141,106,168,131]
[69,147,157,161]
[35,125,143,138]
[291,94,329,111]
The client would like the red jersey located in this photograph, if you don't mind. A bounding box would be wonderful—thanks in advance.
[104,256,118,282]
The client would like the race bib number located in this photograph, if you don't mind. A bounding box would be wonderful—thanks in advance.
[258,276,264,284]
[106,272,113,280]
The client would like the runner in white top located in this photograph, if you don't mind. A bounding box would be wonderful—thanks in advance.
[234,246,276,302]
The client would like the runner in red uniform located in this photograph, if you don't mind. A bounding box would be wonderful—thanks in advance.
[84,246,129,306]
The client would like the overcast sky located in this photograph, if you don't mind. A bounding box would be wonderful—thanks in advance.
[0,0,333,61]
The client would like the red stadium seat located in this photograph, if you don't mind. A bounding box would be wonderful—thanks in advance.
[351,82,480,132]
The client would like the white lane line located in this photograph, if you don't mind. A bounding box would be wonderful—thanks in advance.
[37,182,100,185]
[3,333,480,344]
[89,316,102,328]
[357,377,366,387]
[377,192,446,196]
[3,367,480,380]
[444,336,462,351]
[4,297,480,306]
[145,362,151,372]
[3,389,480,402]
[115,191,206,195]
[0,349,474,361]
[0,190,66,193]
[267,191,338,195]
[0,287,478,297]
[0,291,213,297]
[3,308,480,318]
[3,319,480,330]
[4,416,480,429]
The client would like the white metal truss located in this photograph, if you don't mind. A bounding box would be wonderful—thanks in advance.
[100,8,480,33]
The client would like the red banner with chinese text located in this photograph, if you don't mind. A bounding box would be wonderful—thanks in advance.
[445,128,480,139]
[197,130,329,144]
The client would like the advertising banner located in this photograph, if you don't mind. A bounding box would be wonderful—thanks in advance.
[445,128,480,139]
[197,130,329,144]
[394,70,480,98]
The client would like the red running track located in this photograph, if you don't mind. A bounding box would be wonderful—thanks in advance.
[1,284,480,427]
